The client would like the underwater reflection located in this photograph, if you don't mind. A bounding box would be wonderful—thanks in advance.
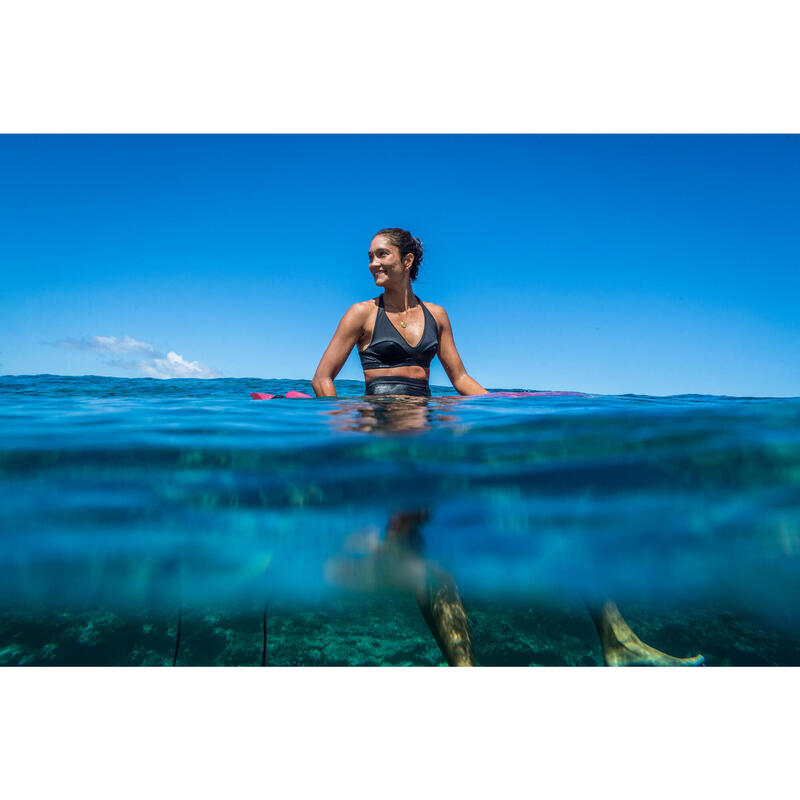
[323,395,458,434]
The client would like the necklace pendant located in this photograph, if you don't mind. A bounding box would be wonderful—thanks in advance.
[400,321,407,328]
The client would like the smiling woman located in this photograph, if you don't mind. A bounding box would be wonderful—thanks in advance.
[311,228,488,398]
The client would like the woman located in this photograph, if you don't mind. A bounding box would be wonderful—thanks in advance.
[311,228,487,398]
[311,228,481,665]
[313,228,703,666]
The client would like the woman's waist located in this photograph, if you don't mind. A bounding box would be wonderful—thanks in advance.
[363,366,429,382]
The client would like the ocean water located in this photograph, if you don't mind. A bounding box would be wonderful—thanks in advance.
[1,374,799,666]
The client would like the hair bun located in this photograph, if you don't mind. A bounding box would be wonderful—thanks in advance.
[411,237,424,264]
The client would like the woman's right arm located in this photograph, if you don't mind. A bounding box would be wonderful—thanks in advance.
[311,303,367,397]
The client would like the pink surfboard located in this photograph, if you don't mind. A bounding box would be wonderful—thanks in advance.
[250,390,313,400]
[486,391,586,398]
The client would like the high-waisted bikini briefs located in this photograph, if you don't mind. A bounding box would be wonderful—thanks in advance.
[364,376,431,397]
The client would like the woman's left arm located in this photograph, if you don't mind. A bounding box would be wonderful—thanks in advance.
[432,306,489,395]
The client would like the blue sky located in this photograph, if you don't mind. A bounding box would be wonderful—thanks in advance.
[1,134,797,396]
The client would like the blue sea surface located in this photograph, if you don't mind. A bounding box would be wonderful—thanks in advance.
[1,375,799,664]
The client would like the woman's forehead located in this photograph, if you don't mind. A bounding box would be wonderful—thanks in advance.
[369,235,395,251]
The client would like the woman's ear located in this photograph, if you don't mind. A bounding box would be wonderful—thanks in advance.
[403,252,414,270]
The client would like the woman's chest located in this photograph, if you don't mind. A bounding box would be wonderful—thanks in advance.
[362,305,427,349]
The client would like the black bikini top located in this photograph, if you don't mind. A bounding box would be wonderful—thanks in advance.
[358,296,439,370]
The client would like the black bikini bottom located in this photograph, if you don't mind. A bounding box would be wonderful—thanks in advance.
[364,376,431,397]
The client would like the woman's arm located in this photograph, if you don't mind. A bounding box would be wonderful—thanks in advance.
[311,303,367,397]
[433,306,489,396]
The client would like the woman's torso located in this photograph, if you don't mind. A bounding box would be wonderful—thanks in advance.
[358,295,439,382]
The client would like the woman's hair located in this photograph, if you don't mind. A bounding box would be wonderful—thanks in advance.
[374,228,423,281]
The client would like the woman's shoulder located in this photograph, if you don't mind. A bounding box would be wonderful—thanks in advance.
[347,297,378,313]
[419,297,444,312]
[346,297,380,313]
[341,298,380,325]
[418,298,449,325]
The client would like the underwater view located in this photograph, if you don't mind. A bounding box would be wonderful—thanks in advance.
[1,374,799,666]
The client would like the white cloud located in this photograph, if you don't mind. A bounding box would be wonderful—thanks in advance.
[49,335,221,379]
[140,351,221,379]
[92,335,154,355]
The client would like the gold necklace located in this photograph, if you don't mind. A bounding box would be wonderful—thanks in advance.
[386,297,412,327]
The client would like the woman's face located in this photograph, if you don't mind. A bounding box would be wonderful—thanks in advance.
[368,235,413,287]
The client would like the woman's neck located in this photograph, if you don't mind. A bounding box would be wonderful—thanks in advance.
[382,283,416,312]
